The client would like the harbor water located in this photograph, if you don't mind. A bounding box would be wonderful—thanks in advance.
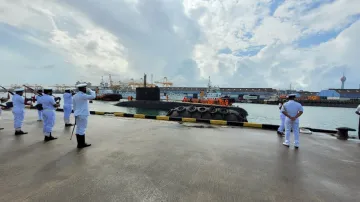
[1,93,358,136]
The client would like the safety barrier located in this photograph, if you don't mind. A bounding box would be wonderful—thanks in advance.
[86,110,290,131]
[20,107,338,134]
[87,110,339,133]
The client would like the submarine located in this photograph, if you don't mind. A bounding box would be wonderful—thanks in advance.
[116,74,248,122]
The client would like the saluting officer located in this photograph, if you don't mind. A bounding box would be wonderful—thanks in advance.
[281,94,304,149]
[73,83,96,148]
[12,88,28,135]
[42,88,60,141]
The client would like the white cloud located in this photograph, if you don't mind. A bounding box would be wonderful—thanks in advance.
[0,0,359,90]
[185,0,360,90]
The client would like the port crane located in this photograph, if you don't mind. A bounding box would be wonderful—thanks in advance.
[154,77,173,87]
[50,84,74,92]
[97,74,173,91]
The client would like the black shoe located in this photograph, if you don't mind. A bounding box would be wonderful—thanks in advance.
[0,128,4,130]
[44,133,58,142]
[294,146,299,149]
[77,134,91,148]
[15,130,28,135]
[277,131,285,137]
[65,123,74,127]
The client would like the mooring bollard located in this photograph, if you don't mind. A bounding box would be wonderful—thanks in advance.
[335,127,356,140]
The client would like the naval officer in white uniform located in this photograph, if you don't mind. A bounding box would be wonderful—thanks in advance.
[42,88,60,141]
[277,100,286,136]
[63,89,74,127]
[356,104,360,139]
[281,94,304,148]
[73,83,96,148]
[35,89,44,121]
[12,88,28,135]
[0,105,3,130]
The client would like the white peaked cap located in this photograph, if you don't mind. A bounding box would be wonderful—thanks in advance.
[76,83,87,88]
[287,94,297,98]
[43,87,53,90]
[14,88,24,92]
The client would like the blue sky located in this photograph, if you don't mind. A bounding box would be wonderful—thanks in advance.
[0,0,359,91]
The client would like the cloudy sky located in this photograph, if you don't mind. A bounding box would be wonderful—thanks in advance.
[0,0,359,91]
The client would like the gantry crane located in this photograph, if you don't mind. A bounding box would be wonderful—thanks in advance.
[50,84,73,92]
[154,77,173,87]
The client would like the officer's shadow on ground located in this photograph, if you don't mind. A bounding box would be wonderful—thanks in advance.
[0,141,47,164]
[32,148,89,184]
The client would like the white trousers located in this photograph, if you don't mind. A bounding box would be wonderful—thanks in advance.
[63,105,72,124]
[12,108,24,130]
[37,110,43,120]
[284,118,300,146]
[43,110,55,136]
[75,115,88,136]
[278,113,285,132]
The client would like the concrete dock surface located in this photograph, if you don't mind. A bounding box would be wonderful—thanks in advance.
[0,109,359,202]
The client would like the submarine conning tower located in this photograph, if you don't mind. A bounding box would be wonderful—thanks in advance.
[135,73,161,101]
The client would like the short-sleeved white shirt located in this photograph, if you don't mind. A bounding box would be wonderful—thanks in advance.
[42,94,56,110]
[281,100,303,118]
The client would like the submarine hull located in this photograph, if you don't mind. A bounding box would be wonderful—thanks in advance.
[116,100,248,121]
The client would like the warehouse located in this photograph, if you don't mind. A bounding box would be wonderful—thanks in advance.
[318,89,360,99]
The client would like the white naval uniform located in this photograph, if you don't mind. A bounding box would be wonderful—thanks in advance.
[281,100,304,146]
[73,89,96,136]
[63,92,73,124]
[12,94,25,130]
[356,105,360,139]
[36,94,44,121]
[278,103,285,132]
[42,94,56,136]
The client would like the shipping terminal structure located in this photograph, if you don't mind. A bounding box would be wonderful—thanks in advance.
[2,73,360,102]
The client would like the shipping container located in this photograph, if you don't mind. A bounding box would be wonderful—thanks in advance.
[279,95,287,99]
[327,97,340,100]
[307,96,320,101]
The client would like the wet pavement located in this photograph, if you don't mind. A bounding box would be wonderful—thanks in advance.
[0,109,359,202]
